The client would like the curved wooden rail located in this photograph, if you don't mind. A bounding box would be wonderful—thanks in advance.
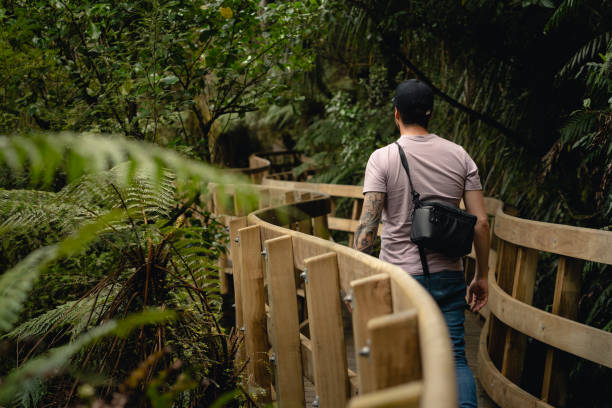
[211,182,457,407]
[214,150,612,408]
[479,209,612,407]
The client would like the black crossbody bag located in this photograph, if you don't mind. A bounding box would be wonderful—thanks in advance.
[394,142,477,277]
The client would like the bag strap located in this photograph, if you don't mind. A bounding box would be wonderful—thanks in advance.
[394,142,421,206]
[394,142,429,279]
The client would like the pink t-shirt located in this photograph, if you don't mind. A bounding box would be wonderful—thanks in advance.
[363,133,482,275]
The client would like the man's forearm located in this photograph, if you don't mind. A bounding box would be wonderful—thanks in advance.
[354,192,385,254]
[473,221,490,280]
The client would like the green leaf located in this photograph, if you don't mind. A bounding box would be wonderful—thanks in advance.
[160,75,179,85]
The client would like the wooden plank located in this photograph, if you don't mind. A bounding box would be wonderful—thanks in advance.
[488,240,518,370]
[501,246,538,383]
[350,274,393,394]
[229,217,248,363]
[238,225,271,399]
[313,215,331,240]
[541,256,583,406]
[218,242,230,295]
[246,210,457,408]
[302,334,358,397]
[327,216,382,236]
[347,382,422,408]
[495,209,612,264]
[264,235,304,408]
[256,197,331,226]
[487,266,612,368]
[368,310,421,390]
[297,193,313,234]
[348,199,362,248]
[478,318,554,408]
[258,188,270,209]
[262,178,364,198]
[304,252,349,407]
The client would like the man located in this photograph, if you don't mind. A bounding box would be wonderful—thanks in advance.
[354,79,489,408]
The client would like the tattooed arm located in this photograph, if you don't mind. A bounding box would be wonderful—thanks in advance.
[354,192,385,254]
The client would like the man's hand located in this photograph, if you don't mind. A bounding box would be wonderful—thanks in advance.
[467,277,488,313]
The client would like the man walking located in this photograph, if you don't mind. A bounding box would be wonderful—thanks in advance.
[355,79,490,408]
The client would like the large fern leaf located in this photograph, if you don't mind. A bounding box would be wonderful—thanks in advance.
[0,309,176,405]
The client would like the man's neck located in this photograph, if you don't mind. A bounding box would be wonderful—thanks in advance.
[399,124,429,136]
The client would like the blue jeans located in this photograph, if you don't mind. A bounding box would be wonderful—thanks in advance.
[413,270,478,408]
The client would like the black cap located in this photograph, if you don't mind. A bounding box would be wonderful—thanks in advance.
[393,79,434,114]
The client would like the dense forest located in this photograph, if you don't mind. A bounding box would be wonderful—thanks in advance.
[0,0,610,407]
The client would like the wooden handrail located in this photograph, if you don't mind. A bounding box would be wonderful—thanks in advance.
[214,151,612,408]
[211,181,457,407]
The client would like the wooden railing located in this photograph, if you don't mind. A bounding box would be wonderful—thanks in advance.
[480,210,612,407]
[211,183,457,407]
[213,151,612,408]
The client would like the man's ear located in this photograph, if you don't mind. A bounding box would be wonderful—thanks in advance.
[394,108,401,121]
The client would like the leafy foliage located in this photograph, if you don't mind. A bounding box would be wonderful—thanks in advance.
[0,0,319,160]
[0,133,247,406]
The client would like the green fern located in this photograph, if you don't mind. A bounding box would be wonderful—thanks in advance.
[559,33,612,77]
[0,309,176,405]
[544,0,583,33]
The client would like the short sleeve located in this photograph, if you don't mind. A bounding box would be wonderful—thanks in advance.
[363,148,387,194]
[464,151,482,191]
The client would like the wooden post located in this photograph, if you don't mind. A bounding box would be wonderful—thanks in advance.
[501,246,538,383]
[229,217,248,363]
[488,239,518,369]
[541,256,583,407]
[313,215,331,240]
[304,252,348,407]
[348,199,363,248]
[217,216,230,295]
[298,193,313,234]
[368,309,421,390]
[350,274,393,394]
[218,244,230,295]
[259,188,270,209]
[264,236,305,407]
[238,225,271,399]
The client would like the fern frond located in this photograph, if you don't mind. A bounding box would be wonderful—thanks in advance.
[559,33,612,77]
[0,245,59,332]
[4,286,117,341]
[0,309,176,404]
[544,0,583,33]
[0,132,245,190]
[0,210,126,333]
[13,378,45,408]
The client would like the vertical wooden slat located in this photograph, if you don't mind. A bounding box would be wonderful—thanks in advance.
[313,215,331,240]
[348,199,363,248]
[304,252,348,407]
[501,246,538,383]
[218,241,230,295]
[350,274,393,394]
[238,225,271,399]
[229,217,248,363]
[368,310,421,390]
[284,190,295,204]
[298,193,313,234]
[264,235,305,408]
[541,256,583,406]
[212,187,234,216]
[259,188,270,209]
[488,240,518,369]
